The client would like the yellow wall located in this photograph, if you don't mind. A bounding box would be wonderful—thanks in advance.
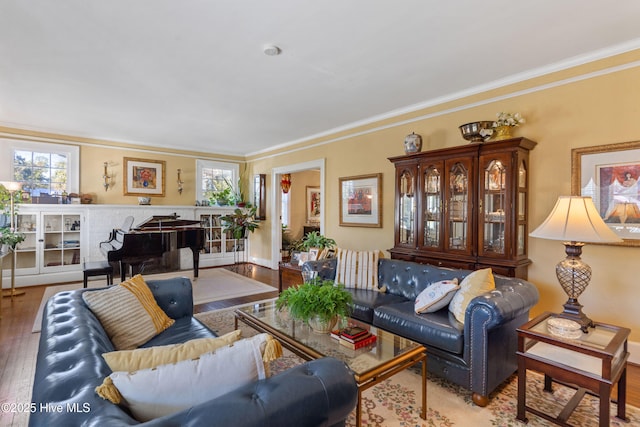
[2,50,640,340]
[80,147,199,205]
[249,50,640,341]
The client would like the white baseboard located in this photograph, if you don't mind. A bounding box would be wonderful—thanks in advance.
[249,256,272,269]
[629,340,639,365]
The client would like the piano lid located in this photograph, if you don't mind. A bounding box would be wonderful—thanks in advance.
[134,214,201,230]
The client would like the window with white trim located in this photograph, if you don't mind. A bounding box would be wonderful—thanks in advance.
[281,191,290,227]
[1,139,79,195]
[196,159,239,204]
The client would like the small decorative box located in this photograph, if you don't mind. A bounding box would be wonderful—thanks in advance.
[547,317,583,339]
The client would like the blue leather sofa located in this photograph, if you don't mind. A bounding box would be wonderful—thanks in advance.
[30,277,357,427]
[303,257,539,406]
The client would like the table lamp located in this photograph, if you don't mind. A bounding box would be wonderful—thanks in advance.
[529,196,623,331]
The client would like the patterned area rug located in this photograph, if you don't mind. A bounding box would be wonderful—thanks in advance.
[195,307,640,427]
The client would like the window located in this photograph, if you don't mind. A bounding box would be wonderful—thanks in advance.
[196,159,239,203]
[281,191,290,227]
[1,139,79,195]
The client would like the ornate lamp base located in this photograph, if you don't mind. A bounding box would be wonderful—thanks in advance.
[555,242,594,333]
[558,298,594,332]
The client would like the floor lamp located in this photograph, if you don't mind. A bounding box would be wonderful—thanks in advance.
[1,181,25,299]
[529,196,622,331]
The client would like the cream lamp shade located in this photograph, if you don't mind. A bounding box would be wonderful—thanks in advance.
[529,196,622,243]
[529,196,622,331]
[0,181,22,192]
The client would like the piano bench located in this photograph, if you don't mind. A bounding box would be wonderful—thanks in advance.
[83,261,114,288]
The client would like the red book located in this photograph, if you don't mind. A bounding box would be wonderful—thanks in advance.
[340,326,368,340]
[339,332,371,343]
[339,334,377,350]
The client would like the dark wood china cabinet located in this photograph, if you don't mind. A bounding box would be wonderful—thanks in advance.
[389,137,536,279]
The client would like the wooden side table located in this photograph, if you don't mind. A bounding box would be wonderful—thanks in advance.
[516,312,630,427]
[278,262,303,292]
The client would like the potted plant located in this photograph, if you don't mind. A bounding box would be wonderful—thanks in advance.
[276,279,352,333]
[209,185,234,206]
[301,231,336,251]
[0,229,25,252]
[220,203,260,239]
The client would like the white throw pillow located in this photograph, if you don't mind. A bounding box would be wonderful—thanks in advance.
[109,334,269,421]
[414,279,459,314]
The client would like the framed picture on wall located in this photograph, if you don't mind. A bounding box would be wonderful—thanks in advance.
[253,174,266,220]
[572,140,640,246]
[123,157,166,196]
[306,186,321,223]
[339,173,382,227]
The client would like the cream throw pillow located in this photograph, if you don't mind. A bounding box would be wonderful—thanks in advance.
[334,248,384,291]
[102,330,242,372]
[96,334,281,422]
[82,274,175,350]
[414,279,459,314]
[448,268,495,324]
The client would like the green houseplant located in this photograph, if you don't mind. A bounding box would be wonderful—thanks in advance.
[288,231,337,252]
[220,203,260,239]
[209,185,234,206]
[0,183,24,251]
[276,279,352,333]
[0,230,25,249]
[301,231,336,250]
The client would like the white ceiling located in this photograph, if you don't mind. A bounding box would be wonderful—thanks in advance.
[2,1,640,156]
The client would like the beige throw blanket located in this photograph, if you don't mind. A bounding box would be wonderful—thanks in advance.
[334,248,382,291]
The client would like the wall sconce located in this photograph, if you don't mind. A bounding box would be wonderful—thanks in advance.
[177,169,184,195]
[281,173,291,194]
[102,162,113,191]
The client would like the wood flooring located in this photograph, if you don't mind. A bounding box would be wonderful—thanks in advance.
[1,264,638,427]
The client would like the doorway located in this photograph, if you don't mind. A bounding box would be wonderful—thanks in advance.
[270,159,325,269]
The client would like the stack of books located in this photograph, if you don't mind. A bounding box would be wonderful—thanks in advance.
[330,326,377,350]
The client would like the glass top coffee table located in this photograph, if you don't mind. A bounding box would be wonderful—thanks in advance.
[234,301,427,426]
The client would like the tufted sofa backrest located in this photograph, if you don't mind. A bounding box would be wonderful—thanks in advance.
[145,276,194,319]
[378,258,468,299]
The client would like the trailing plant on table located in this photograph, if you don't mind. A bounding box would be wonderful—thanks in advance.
[276,279,352,324]
[301,231,336,250]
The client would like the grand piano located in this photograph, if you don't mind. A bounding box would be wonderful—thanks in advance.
[100,214,205,281]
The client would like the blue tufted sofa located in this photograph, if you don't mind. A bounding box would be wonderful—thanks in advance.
[30,276,357,427]
[303,257,539,407]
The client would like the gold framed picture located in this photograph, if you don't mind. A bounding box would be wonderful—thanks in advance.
[572,140,640,246]
[123,157,166,196]
[339,173,382,227]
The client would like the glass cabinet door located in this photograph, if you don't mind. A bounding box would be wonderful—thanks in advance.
[397,168,416,247]
[482,159,507,255]
[42,212,81,271]
[517,159,528,256]
[200,213,223,255]
[446,159,471,253]
[422,163,442,248]
[14,213,38,273]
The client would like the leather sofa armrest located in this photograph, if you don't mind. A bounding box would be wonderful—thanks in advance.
[465,279,539,330]
[302,258,338,281]
[80,358,358,427]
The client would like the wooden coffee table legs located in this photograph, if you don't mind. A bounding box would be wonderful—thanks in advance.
[353,350,427,426]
